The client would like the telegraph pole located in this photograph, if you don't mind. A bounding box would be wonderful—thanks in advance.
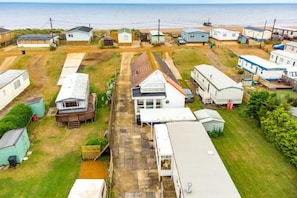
[271,18,276,40]
[49,17,55,44]
[260,20,267,49]
[158,19,160,45]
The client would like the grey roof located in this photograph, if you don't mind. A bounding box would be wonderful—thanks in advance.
[0,128,25,149]
[0,27,10,33]
[239,55,287,70]
[194,64,243,90]
[167,121,241,198]
[286,41,297,48]
[271,49,297,60]
[149,30,164,36]
[118,28,132,34]
[244,26,269,32]
[194,109,225,123]
[182,28,207,33]
[0,70,27,89]
[55,73,89,102]
[17,34,56,41]
[66,26,93,33]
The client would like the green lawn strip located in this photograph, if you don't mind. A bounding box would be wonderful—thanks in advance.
[212,107,297,198]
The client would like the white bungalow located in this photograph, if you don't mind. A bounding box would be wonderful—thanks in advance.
[191,64,244,105]
[285,41,297,53]
[273,26,297,40]
[55,73,90,113]
[17,34,59,48]
[65,26,93,43]
[68,179,107,198]
[0,70,30,111]
[118,28,132,46]
[149,30,165,45]
[238,55,287,81]
[209,28,240,41]
[193,109,225,132]
[270,50,297,66]
[166,121,241,198]
[242,26,272,41]
[131,51,185,120]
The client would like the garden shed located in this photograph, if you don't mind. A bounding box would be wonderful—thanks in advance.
[68,179,107,198]
[0,70,30,111]
[118,28,132,46]
[181,28,209,43]
[149,30,165,45]
[194,109,225,132]
[0,128,30,166]
[103,36,114,46]
[26,97,45,119]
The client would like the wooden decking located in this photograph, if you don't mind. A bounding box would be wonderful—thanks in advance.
[258,79,293,91]
[55,93,97,128]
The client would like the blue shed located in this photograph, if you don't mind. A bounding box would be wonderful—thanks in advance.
[27,97,45,119]
[181,28,209,43]
[0,128,30,166]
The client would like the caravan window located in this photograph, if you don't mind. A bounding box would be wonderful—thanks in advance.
[13,80,21,89]
[64,101,78,108]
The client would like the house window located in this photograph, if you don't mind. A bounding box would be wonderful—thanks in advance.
[190,34,195,38]
[22,72,28,81]
[156,99,161,108]
[146,99,153,108]
[232,33,236,37]
[161,156,171,170]
[137,100,144,110]
[64,101,78,107]
[201,35,205,38]
[68,34,73,37]
[2,89,6,97]
[280,58,284,63]
[14,80,21,89]
[287,60,291,65]
[223,33,227,37]
[124,35,129,41]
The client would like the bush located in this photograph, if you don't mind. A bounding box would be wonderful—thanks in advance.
[207,130,223,138]
[85,137,108,150]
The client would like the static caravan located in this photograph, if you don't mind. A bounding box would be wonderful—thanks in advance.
[210,28,240,41]
[154,124,173,180]
[167,121,241,198]
[0,70,30,111]
[149,30,165,45]
[118,28,132,46]
[68,179,107,198]
[242,26,272,41]
[0,128,30,166]
[285,41,297,53]
[273,26,297,40]
[191,64,244,105]
[55,73,90,113]
[238,55,287,81]
[181,28,208,43]
[193,109,225,132]
[270,50,297,66]
[0,27,14,47]
[17,34,59,48]
[65,26,93,43]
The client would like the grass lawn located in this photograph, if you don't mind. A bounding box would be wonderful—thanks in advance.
[213,107,297,198]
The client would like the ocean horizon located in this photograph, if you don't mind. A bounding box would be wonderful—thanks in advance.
[1,3,297,30]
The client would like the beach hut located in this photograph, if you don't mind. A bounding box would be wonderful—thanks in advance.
[65,26,93,44]
[273,26,297,40]
[191,64,244,105]
[181,28,209,43]
[26,97,46,119]
[166,121,241,198]
[209,28,240,41]
[17,34,59,48]
[0,27,14,47]
[148,30,165,45]
[285,41,297,53]
[103,36,114,46]
[0,70,30,111]
[242,26,272,41]
[0,128,30,166]
[194,109,225,132]
[238,55,287,81]
[55,73,90,113]
[68,179,107,198]
[270,50,297,66]
[118,28,132,46]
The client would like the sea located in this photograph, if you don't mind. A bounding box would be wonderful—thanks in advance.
[1,3,297,30]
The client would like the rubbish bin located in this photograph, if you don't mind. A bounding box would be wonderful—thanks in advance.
[8,155,17,167]
[21,50,26,55]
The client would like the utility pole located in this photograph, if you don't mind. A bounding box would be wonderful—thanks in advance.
[49,17,55,44]
[271,18,276,40]
[260,20,267,49]
[158,19,160,45]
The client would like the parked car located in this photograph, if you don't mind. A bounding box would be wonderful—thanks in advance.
[183,88,194,103]
[177,37,186,45]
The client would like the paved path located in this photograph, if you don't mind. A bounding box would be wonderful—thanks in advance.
[110,52,160,198]
[0,56,17,72]
[164,52,182,80]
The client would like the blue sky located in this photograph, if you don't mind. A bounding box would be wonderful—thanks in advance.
[0,0,296,3]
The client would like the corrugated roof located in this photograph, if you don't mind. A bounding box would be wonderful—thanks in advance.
[17,34,56,41]
[194,109,225,123]
[0,27,10,33]
[55,73,89,102]
[239,55,286,70]
[66,26,93,33]
[182,28,206,33]
[0,70,27,89]
[0,128,25,149]
[167,121,241,198]
[194,64,243,90]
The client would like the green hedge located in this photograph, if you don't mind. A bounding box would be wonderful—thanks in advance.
[0,104,32,138]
